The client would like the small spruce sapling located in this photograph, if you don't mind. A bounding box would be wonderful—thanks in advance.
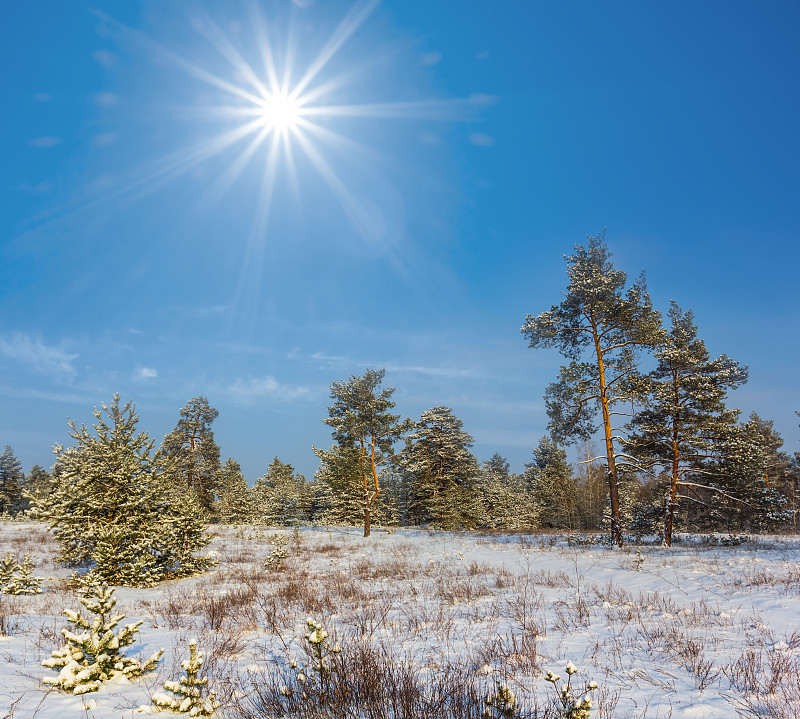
[483,681,517,718]
[3,554,43,595]
[264,534,290,569]
[304,617,340,675]
[152,639,219,716]
[42,583,163,694]
[545,662,599,719]
[0,551,19,589]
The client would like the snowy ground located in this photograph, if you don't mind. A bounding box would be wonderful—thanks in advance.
[1,522,799,718]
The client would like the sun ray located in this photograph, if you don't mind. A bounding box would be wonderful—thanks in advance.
[292,128,382,244]
[234,130,283,320]
[290,0,380,101]
[189,9,271,100]
[250,2,282,97]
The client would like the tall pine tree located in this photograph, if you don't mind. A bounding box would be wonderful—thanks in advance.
[161,397,222,517]
[399,406,481,530]
[0,445,23,516]
[626,302,748,545]
[319,369,412,537]
[521,235,663,545]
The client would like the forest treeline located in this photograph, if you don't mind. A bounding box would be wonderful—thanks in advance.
[1,236,798,557]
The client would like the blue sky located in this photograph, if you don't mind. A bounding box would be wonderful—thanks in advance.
[2,0,799,483]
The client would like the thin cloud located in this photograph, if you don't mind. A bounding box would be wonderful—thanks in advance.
[29,136,62,148]
[476,51,490,60]
[225,376,311,404]
[93,92,119,106]
[33,92,52,102]
[420,52,442,67]
[92,132,118,147]
[468,93,499,107]
[469,132,495,147]
[134,367,158,380]
[0,333,78,380]
[92,49,117,67]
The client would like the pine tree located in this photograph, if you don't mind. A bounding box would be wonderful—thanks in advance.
[625,302,748,545]
[33,395,211,585]
[20,464,53,515]
[525,437,578,530]
[0,551,19,590]
[42,583,163,695]
[0,445,23,516]
[3,554,43,595]
[152,639,219,716]
[216,458,251,524]
[319,369,413,537]
[479,454,532,530]
[311,446,396,527]
[161,397,223,516]
[252,457,309,526]
[521,234,664,545]
[707,413,793,532]
[399,406,481,530]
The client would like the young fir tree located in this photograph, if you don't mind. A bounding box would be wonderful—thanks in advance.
[625,302,748,545]
[161,397,223,516]
[0,551,18,588]
[152,639,218,716]
[521,235,663,546]
[42,583,162,695]
[216,457,251,524]
[252,457,309,526]
[706,413,793,532]
[33,395,211,586]
[399,406,482,530]
[0,445,24,517]
[3,553,43,595]
[21,464,53,514]
[478,454,534,530]
[524,436,578,530]
[318,369,413,537]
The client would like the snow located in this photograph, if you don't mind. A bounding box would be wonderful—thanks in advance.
[1,522,799,718]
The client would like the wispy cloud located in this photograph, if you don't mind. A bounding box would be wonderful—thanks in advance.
[92,49,117,67]
[92,132,118,147]
[0,385,87,405]
[420,52,442,67]
[469,132,495,147]
[468,93,499,106]
[0,333,78,380]
[93,92,119,106]
[33,92,52,102]
[134,366,158,380]
[307,350,480,380]
[29,136,62,148]
[225,376,311,405]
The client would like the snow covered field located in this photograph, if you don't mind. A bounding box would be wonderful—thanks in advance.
[1,522,799,718]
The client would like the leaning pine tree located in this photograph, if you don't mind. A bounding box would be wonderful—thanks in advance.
[522,235,663,546]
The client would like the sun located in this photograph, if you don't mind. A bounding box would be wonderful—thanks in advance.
[88,1,469,250]
[258,91,301,133]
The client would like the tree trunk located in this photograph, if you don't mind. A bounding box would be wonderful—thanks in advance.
[663,429,680,547]
[594,334,623,546]
[363,503,371,538]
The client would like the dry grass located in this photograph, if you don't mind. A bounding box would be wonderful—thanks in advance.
[1,522,800,718]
